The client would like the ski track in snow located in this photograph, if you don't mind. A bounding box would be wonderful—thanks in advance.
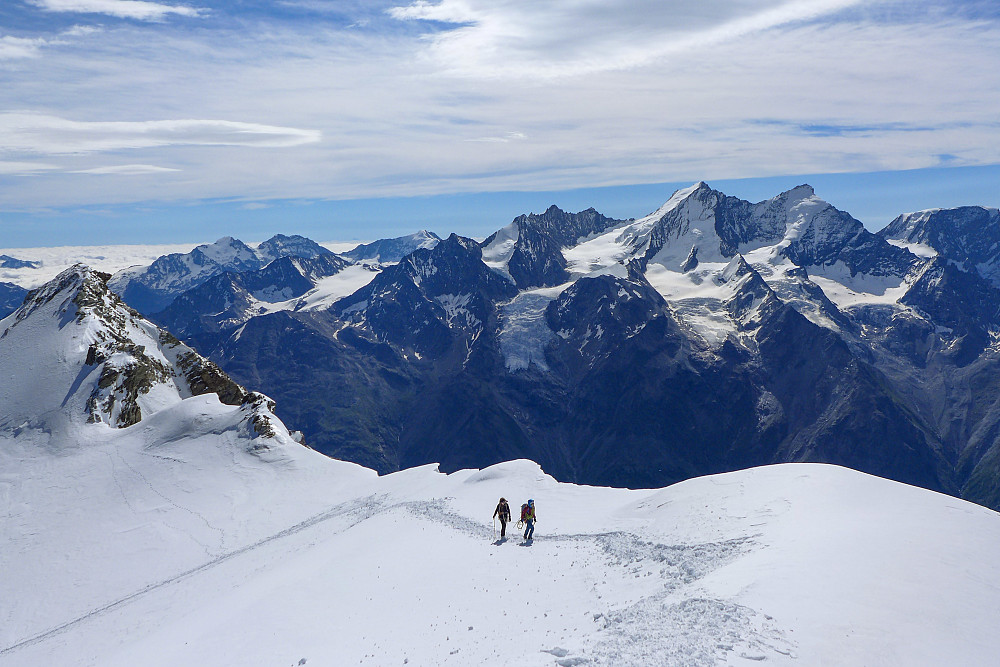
[0,493,389,657]
[2,493,791,666]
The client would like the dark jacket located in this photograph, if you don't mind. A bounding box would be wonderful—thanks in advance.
[494,500,511,522]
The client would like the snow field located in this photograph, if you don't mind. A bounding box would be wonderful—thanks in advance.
[7,448,1000,666]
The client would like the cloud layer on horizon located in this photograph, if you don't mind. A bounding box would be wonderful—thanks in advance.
[0,0,998,211]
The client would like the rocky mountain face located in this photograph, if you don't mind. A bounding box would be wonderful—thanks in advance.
[104,184,1000,510]
[108,234,340,315]
[881,205,1000,285]
[0,281,27,319]
[335,234,518,357]
[0,266,281,440]
[482,205,624,289]
[155,253,349,340]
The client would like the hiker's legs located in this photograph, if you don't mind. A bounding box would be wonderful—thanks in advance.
[500,519,506,537]
[525,519,534,539]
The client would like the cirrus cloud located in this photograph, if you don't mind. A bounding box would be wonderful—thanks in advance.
[0,160,60,174]
[0,26,98,60]
[70,164,182,174]
[28,0,204,21]
[0,114,322,154]
[389,0,868,77]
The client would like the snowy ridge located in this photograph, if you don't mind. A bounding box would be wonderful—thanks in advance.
[1,453,998,666]
[0,265,272,438]
[107,234,347,315]
[341,230,441,264]
[880,205,1000,287]
[554,182,925,348]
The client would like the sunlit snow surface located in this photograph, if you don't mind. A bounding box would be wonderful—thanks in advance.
[2,443,999,666]
[555,184,921,347]
[261,263,381,314]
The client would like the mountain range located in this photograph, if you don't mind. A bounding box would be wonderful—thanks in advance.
[6,182,1000,512]
[2,255,1000,666]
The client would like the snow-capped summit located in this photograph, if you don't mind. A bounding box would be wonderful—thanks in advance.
[108,234,343,315]
[481,205,625,289]
[254,233,333,265]
[616,182,914,280]
[109,236,265,314]
[620,181,749,270]
[341,230,442,264]
[0,265,281,441]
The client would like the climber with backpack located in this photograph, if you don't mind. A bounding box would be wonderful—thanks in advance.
[520,499,536,541]
[493,497,511,539]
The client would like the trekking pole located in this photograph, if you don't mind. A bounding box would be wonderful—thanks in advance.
[493,517,497,540]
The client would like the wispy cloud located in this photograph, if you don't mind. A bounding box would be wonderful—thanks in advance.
[466,131,526,143]
[0,35,50,60]
[28,0,204,21]
[0,161,60,174]
[0,26,97,60]
[0,1,997,213]
[71,164,182,174]
[0,114,321,154]
[388,0,867,77]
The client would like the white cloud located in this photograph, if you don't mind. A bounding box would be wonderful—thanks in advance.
[0,114,322,154]
[389,0,867,77]
[28,0,203,21]
[71,164,181,174]
[0,35,49,60]
[0,161,60,174]
[0,3,997,211]
[466,131,527,143]
[0,26,97,60]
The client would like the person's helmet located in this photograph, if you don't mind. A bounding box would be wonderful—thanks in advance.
[499,497,506,502]
[528,499,534,505]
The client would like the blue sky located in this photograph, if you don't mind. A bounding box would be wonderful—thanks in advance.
[1,0,999,247]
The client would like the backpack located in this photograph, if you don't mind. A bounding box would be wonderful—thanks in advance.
[520,503,530,521]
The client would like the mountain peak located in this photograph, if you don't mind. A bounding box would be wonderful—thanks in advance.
[1,264,254,433]
[11,264,109,324]
[342,231,442,264]
[256,233,332,264]
[772,184,818,209]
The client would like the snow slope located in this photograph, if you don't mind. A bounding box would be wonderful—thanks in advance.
[2,451,998,667]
